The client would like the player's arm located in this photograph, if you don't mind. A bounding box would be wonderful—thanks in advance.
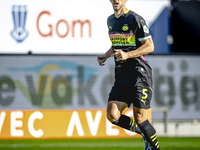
[128,37,154,58]
[112,38,154,61]
[97,46,113,66]
[130,37,154,58]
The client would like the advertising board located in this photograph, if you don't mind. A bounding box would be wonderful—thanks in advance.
[0,0,169,54]
[0,109,151,139]
[0,55,200,120]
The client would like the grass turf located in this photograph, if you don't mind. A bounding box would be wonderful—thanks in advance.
[0,137,200,150]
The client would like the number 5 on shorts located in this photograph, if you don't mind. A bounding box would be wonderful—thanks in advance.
[142,88,148,99]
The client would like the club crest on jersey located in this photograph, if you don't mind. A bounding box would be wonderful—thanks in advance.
[122,24,129,31]
[11,5,29,43]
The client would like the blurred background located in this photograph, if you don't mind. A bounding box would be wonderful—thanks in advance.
[0,0,200,141]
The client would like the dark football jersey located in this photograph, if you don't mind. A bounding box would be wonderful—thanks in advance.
[107,9,152,83]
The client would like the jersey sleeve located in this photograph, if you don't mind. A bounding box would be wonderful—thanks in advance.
[135,16,151,41]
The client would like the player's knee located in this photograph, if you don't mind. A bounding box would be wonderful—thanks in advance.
[134,113,147,124]
[106,110,120,123]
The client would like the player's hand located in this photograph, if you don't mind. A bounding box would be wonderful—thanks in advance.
[111,49,129,61]
[97,54,107,66]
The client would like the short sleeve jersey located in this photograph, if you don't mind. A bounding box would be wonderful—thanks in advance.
[107,9,152,83]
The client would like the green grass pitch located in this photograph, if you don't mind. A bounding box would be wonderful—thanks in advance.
[0,137,200,150]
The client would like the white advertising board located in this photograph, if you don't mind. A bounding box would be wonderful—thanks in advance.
[0,0,169,54]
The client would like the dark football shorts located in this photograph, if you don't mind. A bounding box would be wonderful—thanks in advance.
[108,76,153,109]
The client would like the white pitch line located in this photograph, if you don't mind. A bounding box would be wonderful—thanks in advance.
[0,142,143,147]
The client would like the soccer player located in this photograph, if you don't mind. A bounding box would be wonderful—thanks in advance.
[97,0,160,150]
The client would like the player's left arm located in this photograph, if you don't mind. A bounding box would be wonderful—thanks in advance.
[112,37,154,61]
[128,37,154,58]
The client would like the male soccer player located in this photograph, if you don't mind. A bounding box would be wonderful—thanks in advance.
[97,0,160,150]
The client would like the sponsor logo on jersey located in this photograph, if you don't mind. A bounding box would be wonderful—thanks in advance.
[11,5,29,43]
[109,32,136,47]
[122,24,129,31]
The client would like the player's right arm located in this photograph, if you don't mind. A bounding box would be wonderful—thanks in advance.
[97,46,113,66]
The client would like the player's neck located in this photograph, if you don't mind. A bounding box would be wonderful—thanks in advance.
[114,7,127,18]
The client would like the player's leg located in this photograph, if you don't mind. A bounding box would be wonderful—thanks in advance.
[106,101,142,134]
[133,75,160,150]
[134,107,160,150]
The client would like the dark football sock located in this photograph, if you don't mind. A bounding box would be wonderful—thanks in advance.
[138,119,160,150]
[112,115,142,134]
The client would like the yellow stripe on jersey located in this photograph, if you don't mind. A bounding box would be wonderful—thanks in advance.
[124,9,129,14]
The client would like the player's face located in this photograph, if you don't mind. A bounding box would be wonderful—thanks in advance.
[110,0,127,12]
